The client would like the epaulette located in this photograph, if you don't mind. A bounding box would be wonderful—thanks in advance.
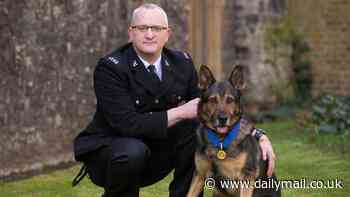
[106,56,119,65]
[183,52,191,59]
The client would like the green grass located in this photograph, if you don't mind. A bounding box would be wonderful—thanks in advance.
[264,121,349,197]
[0,121,349,197]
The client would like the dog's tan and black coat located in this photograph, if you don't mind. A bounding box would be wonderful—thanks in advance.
[187,65,281,197]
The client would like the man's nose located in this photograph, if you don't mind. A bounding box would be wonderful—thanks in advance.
[145,28,154,38]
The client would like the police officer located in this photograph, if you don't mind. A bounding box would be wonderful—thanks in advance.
[73,3,276,197]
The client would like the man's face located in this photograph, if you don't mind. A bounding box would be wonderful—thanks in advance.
[128,9,171,59]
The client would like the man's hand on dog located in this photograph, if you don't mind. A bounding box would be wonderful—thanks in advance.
[167,98,199,127]
[258,135,276,177]
[180,98,200,119]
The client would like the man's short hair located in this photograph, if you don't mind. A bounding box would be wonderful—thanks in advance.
[130,3,168,26]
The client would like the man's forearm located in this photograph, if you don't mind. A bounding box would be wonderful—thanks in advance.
[166,98,199,128]
[167,107,184,127]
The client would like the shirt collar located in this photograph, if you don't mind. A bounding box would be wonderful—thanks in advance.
[138,55,162,79]
[139,55,162,68]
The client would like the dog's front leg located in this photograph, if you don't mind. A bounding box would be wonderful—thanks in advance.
[239,186,254,197]
[186,173,205,197]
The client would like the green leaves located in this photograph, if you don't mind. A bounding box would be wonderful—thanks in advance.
[311,94,350,134]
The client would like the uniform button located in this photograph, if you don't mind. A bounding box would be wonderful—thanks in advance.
[177,96,182,100]
[154,99,159,104]
[135,100,140,104]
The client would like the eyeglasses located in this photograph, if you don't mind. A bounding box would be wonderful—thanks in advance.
[131,25,168,33]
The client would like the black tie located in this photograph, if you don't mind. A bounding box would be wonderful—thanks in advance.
[148,65,160,82]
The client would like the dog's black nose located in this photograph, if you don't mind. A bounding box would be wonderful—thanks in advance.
[218,113,228,126]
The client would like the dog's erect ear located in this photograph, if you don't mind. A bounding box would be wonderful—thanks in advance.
[199,65,216,90]
[229,65,246,90]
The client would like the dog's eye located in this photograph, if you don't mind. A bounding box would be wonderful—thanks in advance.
[226,96,234,104]
[208,96,217,104]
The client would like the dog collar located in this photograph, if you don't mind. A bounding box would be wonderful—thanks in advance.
[206,120,241,150]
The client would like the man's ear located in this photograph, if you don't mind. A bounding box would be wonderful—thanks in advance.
[166,27,172,41]
[229,65,246,90]
[199,65,216,90]
[128,27,133,42]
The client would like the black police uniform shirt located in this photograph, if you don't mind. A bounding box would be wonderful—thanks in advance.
[73,43,200,161]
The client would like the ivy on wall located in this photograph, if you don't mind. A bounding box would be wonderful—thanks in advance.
[264,16,312,104]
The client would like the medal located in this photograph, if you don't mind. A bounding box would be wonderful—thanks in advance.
[217,150,226,160]
[217,143,226,160]
[207,122,241,161]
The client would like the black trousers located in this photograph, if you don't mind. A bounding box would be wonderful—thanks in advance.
[85,133,200,197]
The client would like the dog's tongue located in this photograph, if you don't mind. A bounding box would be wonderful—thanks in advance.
[217,127,228,134]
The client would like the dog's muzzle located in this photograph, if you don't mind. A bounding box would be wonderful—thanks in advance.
[217,113,228,127]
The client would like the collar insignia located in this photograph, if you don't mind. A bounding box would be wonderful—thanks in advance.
[132,60,138,67]
[165,59,170,67]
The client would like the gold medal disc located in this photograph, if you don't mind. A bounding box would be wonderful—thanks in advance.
[217,150,226,160]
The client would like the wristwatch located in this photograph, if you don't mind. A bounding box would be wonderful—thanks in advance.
[254,128,266,140]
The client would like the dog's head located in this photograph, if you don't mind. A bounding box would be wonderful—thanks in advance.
[198,65,245,136]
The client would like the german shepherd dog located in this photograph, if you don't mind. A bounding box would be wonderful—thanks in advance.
[187,65,281,197]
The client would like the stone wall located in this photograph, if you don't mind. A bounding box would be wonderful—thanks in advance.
[222,0,286,104]
[0,0,188,180]
[288,0,350,97]
[221,0,350,105]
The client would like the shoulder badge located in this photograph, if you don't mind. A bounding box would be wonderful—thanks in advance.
[183,52,191,59]
[107,57,119,65]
